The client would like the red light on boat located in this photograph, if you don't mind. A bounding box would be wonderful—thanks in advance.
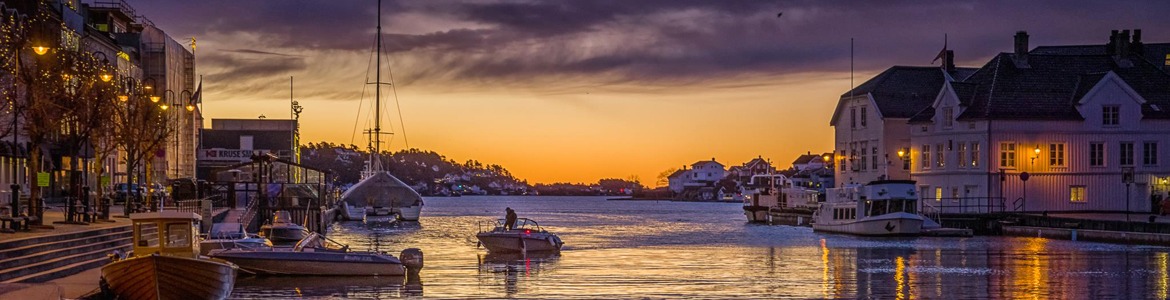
[524,229,531,235]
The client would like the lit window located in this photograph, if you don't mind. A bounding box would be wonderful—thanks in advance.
[1103,105,1120,126]
[936,143,944,168]
[1049,143,1065,167]
[1070,186,1086,203]
[958,143,967,169]
[935,187,943,202]
[1000,142,1016,168]
[971,142,980,167]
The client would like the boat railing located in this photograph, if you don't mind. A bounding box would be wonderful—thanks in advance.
[479,218,543,233]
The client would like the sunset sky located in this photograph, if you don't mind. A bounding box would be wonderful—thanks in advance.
[132,1,1170,185]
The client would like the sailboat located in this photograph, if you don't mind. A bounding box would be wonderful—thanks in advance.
[340,0,424,222]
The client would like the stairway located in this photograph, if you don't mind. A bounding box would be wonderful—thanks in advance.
[0,226,132,283]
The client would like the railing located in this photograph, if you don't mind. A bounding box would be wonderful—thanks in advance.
[175,199,211,214]
[919,197,1007,214]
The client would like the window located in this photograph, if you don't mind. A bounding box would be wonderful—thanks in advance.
[936,143,944,168]
[1000,142,1016,168]
[1145,142,1158,166]
[859,142,868,171]
[1070,186,1086,203]
[958,143,967,169]
[971,142,980,167]
[839,158,846,171]
[1049,143,1065,167]
[871,146,878,170]
[860,107,868,127]
[1121,142,1134,166]
[1090,142,1105,167]
[943,107,954,129]
[1103,105,1120,126]
[166,223,191,248]
[850,108,857,129]
[136,223,159,248]
[922,145,931,169]
[935,187,943,202]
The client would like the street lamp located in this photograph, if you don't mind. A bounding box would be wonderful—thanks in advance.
[92,51,112,82]
[32,45,48,55]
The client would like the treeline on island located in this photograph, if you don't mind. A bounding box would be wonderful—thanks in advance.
[298,142,644,196]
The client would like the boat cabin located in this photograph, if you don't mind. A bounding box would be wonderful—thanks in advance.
[825,180,919,220]
[130,211,202,258]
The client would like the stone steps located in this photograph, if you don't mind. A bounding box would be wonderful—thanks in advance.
[0,226,132,283]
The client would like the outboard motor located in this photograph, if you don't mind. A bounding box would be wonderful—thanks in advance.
[400,248,424,292]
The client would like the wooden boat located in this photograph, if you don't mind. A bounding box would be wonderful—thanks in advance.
[101,211,238,300]
[476,218,563,253]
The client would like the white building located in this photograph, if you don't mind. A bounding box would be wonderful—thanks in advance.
[830,58,976,187]
[910,30,1170,213]
[690,158,725,183]
[666,167,692,194]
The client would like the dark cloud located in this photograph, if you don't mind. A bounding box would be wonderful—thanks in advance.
[224,49,302,57]
[132,0,1170,89]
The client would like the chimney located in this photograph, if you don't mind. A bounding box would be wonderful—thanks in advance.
[1131,29,1144,55]
[1013,31,1029,68]
[1119,30,1131,55]
[944,50,956,72]
[1107,30,1119,56]
[1114,29,1133,68]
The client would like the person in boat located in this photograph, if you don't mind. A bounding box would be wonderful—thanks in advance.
[505,207,517,230]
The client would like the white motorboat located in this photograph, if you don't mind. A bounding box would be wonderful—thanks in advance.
[476,218,563,253]
[209,233,422,276]
[200,223,271,256]
[812,180,924,236]
[260,210,309,245]
[101,212,237,300]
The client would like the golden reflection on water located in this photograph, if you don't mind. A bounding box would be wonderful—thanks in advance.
[895,256,906,300]
[1158,252,1168,299]
[821,238,830,298]
[1011,237,1050,299]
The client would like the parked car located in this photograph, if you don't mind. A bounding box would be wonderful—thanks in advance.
[114,183,143,205]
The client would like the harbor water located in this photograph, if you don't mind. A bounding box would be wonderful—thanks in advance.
[229,196,1170,299]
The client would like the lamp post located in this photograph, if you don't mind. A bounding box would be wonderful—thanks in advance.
[1123,166,1134,229]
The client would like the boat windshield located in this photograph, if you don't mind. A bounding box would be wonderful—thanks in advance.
[864,198,918,217]
[495,218,542,231]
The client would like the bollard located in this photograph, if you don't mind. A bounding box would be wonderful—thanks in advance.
[82,186,91,223]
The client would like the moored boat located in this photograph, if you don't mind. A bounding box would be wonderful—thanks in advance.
[259,210,308,245]
[101,212,237,300]
[476,218,563,253]
[812,180,925,236]
[209,233,420,276]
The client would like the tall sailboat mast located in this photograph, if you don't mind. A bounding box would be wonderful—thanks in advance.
[374,0,383,155]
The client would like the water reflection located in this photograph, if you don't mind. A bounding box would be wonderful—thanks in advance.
[227,196,1170,299]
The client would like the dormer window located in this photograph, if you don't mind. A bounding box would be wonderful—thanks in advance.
[1103,105,1120,126]
[943,107,954,129]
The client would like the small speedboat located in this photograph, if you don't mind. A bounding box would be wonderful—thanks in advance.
[476,218,563,253]
[260,211,308,245]
[209,233,422,276]
[200,223,271,256]
[101,212,237,300]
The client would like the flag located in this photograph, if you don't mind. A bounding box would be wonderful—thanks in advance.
[932,34,948,64]
[189,80,202,104]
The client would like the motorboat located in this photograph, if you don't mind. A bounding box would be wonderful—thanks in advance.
[200,223,271,256]
[812,180,925,236]
[100,212,237,300]
[743,187,780,223]
[260,210,308,245]
[476,218,563,253]
[209,232,421,276]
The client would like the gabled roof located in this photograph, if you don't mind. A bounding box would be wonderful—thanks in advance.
[667,169,691,179]
[743,157,770,169]
[955,51,1170,121]
[692,160,724,168]
[791,154,821,165]
[831,66,978,125]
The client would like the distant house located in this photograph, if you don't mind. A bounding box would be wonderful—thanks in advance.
[667,167,693,194]
[909,30,1170,213]
[729,156,776,183]
[830,53,977,187]
[690,158,726,183]
[791,152,827,171]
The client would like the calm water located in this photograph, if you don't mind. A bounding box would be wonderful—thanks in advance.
[228,196,1170,299]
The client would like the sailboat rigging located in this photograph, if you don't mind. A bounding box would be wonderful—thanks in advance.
[339,0,424,222]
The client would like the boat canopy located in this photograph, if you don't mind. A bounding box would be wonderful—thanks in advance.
[341,171,423,208]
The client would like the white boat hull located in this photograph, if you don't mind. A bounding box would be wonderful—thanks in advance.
[477,232,562,253]
[813,213,924,236]
[210,249,406,276]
